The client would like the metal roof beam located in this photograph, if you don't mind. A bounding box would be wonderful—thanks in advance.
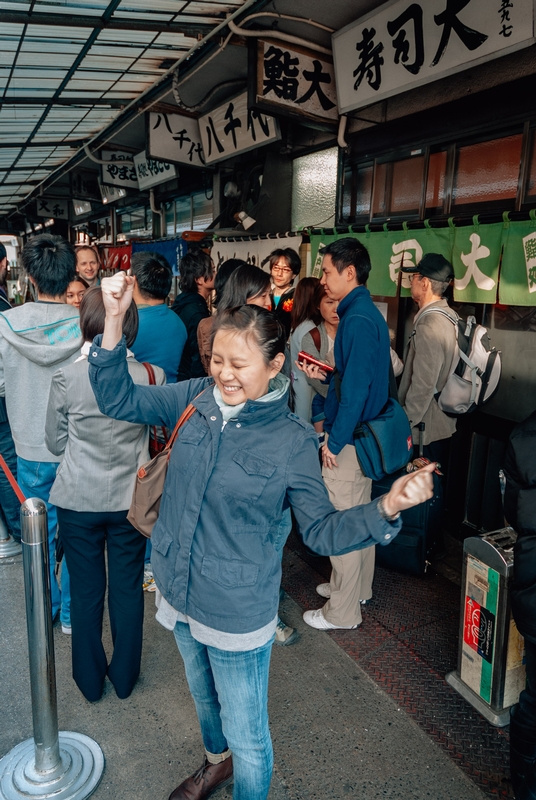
[1,11,213,36]
[0,98,129,107]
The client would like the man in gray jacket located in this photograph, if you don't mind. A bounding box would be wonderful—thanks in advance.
[399,253,457,465]
[0,235,82,629]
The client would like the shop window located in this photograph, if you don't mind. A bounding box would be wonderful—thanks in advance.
[117,206,151,235]
[341,163,373,222]
[524,128,536,202]
[192,191,213,231]
[371,153,425,219]
[291,147,338,231]
[165,201,174,236]
[426,150,447,211]
[452,134,522,208]
[175,197,191,234]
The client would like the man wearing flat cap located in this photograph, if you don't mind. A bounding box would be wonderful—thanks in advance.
[399,253,457,466]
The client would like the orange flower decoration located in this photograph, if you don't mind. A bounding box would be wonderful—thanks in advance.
[282,298,294,313]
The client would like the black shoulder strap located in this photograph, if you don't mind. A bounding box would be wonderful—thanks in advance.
[310,326,321,353]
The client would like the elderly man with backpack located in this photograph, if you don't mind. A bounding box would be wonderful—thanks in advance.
[399,253,458,467]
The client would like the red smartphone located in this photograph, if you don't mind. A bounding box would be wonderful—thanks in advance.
[297,351,334,373]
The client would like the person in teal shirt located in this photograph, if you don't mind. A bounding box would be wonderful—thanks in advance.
[130,251,187,383]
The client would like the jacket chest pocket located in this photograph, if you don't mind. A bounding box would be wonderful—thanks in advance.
[218,449,277,503]
[177,418,207,446]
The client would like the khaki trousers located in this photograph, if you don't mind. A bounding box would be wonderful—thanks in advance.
[322,442,374,627]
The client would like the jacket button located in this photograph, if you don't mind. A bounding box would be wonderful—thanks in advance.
[210,416,217,421]
[236,423,241,428]
[92,352,97,357]
[385,533,391,540]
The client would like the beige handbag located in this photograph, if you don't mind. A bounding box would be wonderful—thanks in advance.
[127,401,198,538]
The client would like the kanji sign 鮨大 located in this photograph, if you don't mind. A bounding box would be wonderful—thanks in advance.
[199,92,280,165]
[100,150,139,189]
[250,40,338,123]
[133,151,177,190]
[333,0,534,113]
[148,113,205,168]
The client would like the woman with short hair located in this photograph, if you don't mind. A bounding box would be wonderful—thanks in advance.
[45,286,165,702]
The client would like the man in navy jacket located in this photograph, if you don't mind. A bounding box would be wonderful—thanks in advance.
[302,237,390,631]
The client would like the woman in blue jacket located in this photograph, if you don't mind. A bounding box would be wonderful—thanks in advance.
[89,273,434,800]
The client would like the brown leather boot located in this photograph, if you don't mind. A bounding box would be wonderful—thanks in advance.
[168,756,233,800]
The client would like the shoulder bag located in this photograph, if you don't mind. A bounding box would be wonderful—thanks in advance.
[333,363,412,482]
[128,399,198,538]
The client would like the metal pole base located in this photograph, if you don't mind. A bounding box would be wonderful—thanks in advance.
[446,670,511,727]
[0,535,22,559]
[0,732,104,799]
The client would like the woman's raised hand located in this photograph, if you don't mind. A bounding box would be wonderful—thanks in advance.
[101,273,135,317]
[383,462,435,517]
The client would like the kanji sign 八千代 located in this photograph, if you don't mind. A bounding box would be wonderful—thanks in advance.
[198,92,280,165]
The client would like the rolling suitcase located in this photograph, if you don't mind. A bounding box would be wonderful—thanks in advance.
[371,423,443,576]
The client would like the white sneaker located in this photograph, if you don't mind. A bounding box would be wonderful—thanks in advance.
[303,608,360,630]
[61,624,72,635]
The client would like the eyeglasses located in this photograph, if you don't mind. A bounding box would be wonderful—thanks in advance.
[271,265,293,275]
[408,273,424,282]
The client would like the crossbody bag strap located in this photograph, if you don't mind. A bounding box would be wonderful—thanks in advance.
[165,386,212,460]
[142,362,166,445]
[310,326,321,353]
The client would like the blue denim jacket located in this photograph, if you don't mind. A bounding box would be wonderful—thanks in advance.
[89,336,401,634]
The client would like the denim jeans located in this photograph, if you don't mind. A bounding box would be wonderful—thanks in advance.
[17,458,70,624]
[173,622,274,800]
[0,419,21,539]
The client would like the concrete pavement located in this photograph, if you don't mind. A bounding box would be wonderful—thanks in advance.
[1,551,486,799]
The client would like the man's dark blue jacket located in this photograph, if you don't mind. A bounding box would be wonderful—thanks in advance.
[324,285,390,456]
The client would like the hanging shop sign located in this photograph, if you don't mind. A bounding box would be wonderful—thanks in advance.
[133,151,177,191]
[500,212,536,305]
[333,0,535,114]
[199,92,280,166]
[248,40,338,124]
[99,183,127,205]
[36,198,69,219]
[70,171,100,200]
[211,234,301,272]
[148,113,205,168]
[100,150,139,189]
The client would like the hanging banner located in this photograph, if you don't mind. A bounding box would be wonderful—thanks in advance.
[452,221,503,303]
[132,238,188,276]
[333,0,535,114]
[101,245,132,272]
[199,92,280,165]
[310,225,453,298]
[133,151,177,190]
[249,40,338,124]
[148,113,205,168]
[211,235,302,272]
[100,151,139,189]
[499,216,536,305]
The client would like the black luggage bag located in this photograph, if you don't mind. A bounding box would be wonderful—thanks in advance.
[371,423,442,576]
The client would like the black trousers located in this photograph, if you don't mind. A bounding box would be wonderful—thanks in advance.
[57,507,146,702]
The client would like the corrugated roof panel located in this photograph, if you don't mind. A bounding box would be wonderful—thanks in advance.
[62,79,116,91]
[33,0,110,12]
[116,0,188,11]
[23,25,89,39]
[17,52,78,68]
[79,55,138,69]
[96,29,156,44]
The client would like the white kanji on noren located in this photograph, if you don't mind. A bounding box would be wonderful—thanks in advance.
[455,233,496,292]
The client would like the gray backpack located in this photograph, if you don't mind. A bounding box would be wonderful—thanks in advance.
[417,308,502,415]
